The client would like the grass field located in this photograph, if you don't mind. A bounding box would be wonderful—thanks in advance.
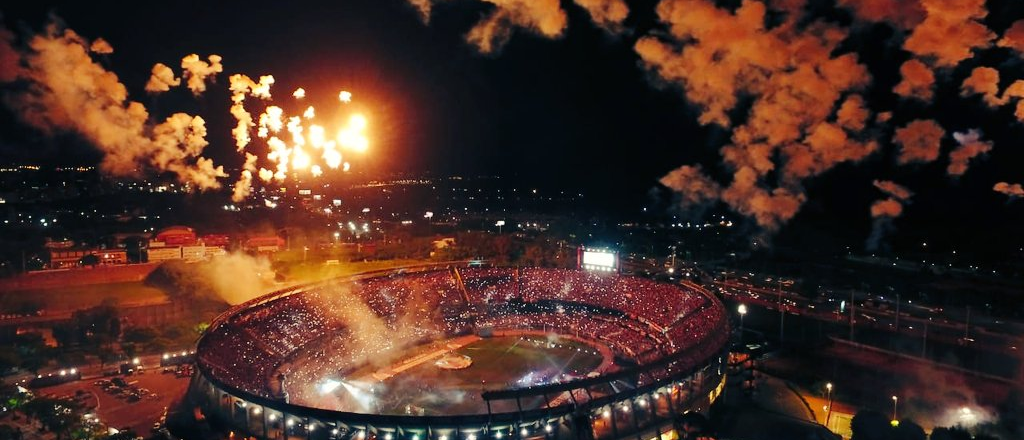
[0,258,431,314]
[363,336,605,415]
[0,281,168,312]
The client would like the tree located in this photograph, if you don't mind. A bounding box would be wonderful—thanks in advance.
[121,342,137,359]
[97,347,117,370]
[893,420,926,440]
[0,350,21,376]
[21,397,81,440]
[78,254,99,267]
[122,327,160,345]
[851,410,891,440]
[929,427,971,440]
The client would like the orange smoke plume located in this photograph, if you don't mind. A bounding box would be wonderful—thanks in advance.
[893,59,934,101]
[893,119,945,164]
[145,62,180,93]
[659,165,721,205]
[180,53,223,95]
[637,0,873,230]
[947,129,992,176]
[873,179,913,201]
[0,22,225,189]
[903,0,994,67]
[960,66,1003,106]
[412,0,628,54]
[993,182,1024,198]
[997,20,1024,53]
[870,198,903,218]
[835,0,924,29]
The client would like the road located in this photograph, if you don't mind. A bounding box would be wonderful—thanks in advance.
[714,280,1022,356]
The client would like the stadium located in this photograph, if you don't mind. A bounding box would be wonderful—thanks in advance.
[188,262,730,440]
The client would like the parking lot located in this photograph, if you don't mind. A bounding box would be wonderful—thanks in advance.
[37,365,192,435]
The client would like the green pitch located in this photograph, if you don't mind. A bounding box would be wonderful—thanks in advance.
[367,335,605,415]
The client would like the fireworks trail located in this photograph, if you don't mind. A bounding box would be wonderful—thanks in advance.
[0,18,371,201]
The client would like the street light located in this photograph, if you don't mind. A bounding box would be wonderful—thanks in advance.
[825,383,833,426]
[737,304,748,345]
[891,395,899,425]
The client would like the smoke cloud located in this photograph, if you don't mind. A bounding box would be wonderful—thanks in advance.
[0,22,226,189]
[89,37,113,54]
[407,0,1023,244]
[837,94,869,131]
[180,53,223,95]
[409,0,628,53]
[0,27,21,83]
[893,119,945,164]
[903,0,994,67]
[873,179,913,201]
[153,252,277,305]
[993,182,1024,198]
[659,165,721,205]
[870,198,902,218]
[466,0,567,54]
[635,0,874,230]
[867,180,912,251]
[893,59,935,101]
[145,63,180,93]
[960,67,1024,123]
[573,0,630,31]
[947,129,992,176]
[231,152,259,202]
[834,0,924,29]
[960,66,1002,106]
[407,0,433,23]
[997,20,1024,53]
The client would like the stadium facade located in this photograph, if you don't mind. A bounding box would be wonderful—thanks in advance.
[188,264,730,440]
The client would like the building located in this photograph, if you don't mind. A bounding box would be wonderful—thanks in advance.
[48,248,128,269]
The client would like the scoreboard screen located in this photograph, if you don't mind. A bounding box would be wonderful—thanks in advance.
[580,249,617,272]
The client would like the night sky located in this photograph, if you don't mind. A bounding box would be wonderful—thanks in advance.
[1,0,1024,254]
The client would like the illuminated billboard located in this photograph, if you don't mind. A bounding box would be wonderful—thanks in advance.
[580,249,617,272]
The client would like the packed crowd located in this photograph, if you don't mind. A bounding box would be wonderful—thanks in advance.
[197,267,727,400]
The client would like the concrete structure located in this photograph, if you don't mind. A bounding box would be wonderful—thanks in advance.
[189,265,730,440]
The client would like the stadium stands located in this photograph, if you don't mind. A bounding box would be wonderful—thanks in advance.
[196,267,726,399]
